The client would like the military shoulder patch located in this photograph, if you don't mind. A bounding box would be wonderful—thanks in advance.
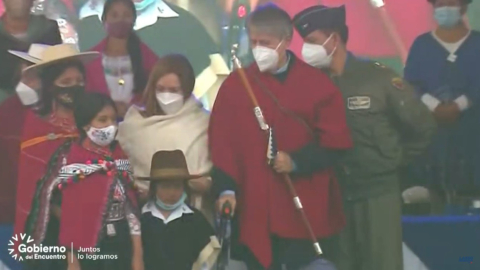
[391,77,404,90]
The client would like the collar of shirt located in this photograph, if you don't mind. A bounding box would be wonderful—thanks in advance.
[142,201,193,224]
[79,0,179,30]
[274,52,291,74]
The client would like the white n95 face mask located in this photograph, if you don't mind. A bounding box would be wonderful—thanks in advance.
[252,46,279,72]
[301,34,336,68]
[252,41,283,72]
[16,82,39,106]
[156,92,184,115]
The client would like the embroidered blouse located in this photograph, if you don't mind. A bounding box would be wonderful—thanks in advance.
[102,55,134,103]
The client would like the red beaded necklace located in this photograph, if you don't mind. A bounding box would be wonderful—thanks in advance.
[57,158,118,190]
[57,139,136,190]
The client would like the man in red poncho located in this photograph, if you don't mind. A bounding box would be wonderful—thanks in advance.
[209,3,352,269]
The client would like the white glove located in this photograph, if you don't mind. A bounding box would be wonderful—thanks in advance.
[402,186,430,204]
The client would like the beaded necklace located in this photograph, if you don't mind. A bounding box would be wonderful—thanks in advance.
[57,157,136,190]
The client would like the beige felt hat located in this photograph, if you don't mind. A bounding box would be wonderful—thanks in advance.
[8,43,50,64]
[20,44,99,75]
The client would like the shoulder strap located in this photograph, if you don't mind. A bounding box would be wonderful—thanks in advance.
[250,73,315,138]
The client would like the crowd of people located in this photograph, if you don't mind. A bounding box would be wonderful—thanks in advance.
[0,0,479,269]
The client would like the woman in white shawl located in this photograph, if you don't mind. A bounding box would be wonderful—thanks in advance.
[117,54,213,221]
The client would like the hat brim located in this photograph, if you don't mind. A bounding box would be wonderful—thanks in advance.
[136,173,205,181]
[22,52,100,76]
[8,50,42,64]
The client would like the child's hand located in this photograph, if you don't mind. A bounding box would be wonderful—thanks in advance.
[216,194,236,217]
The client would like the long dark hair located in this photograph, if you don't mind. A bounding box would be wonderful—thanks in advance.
[73,92,117,139]
[101,0,147,95]
[38,61,86,117]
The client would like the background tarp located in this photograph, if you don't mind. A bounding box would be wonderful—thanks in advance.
[0,0,478,75]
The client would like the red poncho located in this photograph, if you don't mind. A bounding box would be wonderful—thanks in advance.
[28,143,138,249]
[0,96,25,224]
[209,55,352,267]
[13,110,77,237]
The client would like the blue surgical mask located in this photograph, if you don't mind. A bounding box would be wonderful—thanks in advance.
[134,0,156,11]
[434,7,462,28]
[155,192,187,211]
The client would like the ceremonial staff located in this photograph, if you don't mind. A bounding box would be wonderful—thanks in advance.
[230,45,322,256]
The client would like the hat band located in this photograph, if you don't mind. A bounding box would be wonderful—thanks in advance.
[151,168,190,177]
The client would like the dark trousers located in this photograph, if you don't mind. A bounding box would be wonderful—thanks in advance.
[79,219,133,270]
[239,235,341,270]
[336,189,403,270]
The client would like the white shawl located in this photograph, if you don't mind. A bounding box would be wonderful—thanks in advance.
[117,97,211,191]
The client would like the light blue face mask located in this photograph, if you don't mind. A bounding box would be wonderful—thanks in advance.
[155,192,187,211]
[434,6,462,28]
[134,0,156,11]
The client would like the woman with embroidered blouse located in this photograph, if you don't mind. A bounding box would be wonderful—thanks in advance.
[84,0,158,118]
[117,54,213,222]
[25,93,143,270]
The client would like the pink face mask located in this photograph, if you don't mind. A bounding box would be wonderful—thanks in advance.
[105,21,133,39]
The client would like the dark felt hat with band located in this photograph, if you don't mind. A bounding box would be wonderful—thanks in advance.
[136,150,203,181]
[293,5,346,38]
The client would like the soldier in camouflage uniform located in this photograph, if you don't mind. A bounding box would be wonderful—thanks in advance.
[293,5,437,270]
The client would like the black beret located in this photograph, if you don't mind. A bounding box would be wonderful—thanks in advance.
[427,0,472,4]
[293,5,346,38]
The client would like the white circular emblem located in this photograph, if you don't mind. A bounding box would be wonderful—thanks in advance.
[8,233,34,261]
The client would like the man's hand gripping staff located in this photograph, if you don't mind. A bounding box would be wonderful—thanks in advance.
[218,45,323,256]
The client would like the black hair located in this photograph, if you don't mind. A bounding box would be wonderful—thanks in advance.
[101,0,147,95]
[73,92,117,139]
[38,61,86,117]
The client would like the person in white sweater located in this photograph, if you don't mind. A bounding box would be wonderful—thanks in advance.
[117,53,213,221]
